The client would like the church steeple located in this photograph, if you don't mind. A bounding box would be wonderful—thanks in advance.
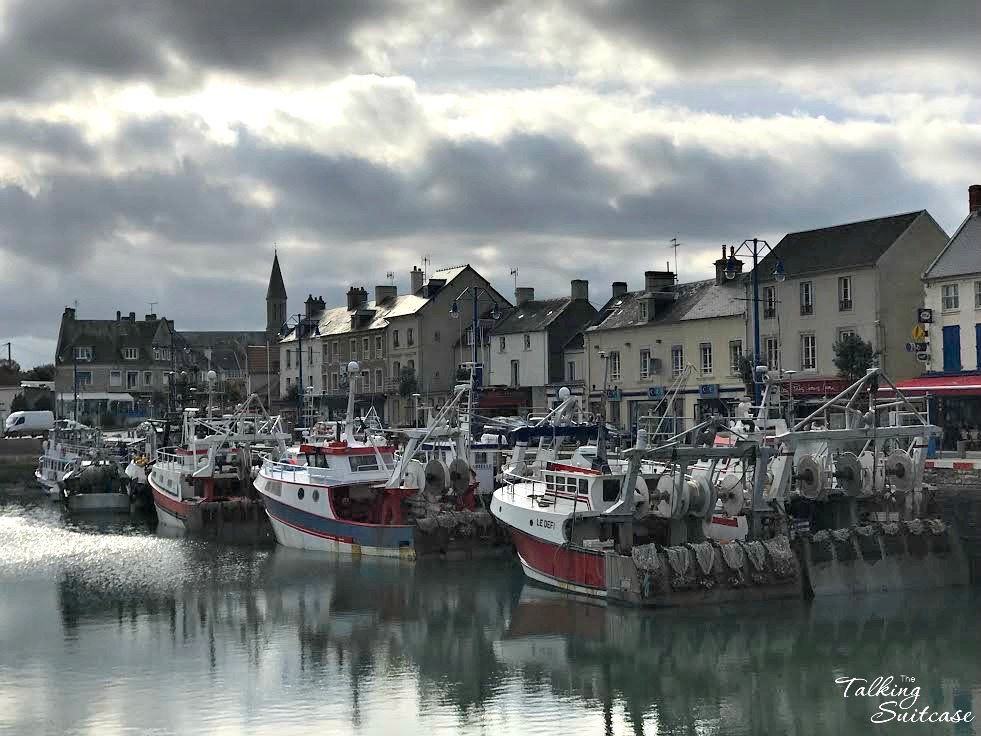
[266,249,287,334]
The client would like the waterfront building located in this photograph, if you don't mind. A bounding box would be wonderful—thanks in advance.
[485,280,597,413]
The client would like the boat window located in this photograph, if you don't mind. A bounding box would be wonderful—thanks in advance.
[602,479,620,502]
[544,474,555,492]
[474,452,487,465]
[297,488,305,500]
[579,478,588,494]
[349,455,380,472]
[312,490,320,502]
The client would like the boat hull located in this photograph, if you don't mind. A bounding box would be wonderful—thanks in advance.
[509,526,607,598]
[66,493,131,513]
[149,477,191,530]
[35,470,63,498]
[260,492,416,560]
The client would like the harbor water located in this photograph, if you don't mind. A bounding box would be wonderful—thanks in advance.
[0,487,978,736]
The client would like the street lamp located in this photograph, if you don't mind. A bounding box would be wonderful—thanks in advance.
[449,288,501,387]
[723,239,787,406]
[280,313,321,422]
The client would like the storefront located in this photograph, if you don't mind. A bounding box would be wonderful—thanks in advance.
[883,374,981,451]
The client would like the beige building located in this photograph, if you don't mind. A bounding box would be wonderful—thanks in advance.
[583,263,748,432]
[752,211,948,399]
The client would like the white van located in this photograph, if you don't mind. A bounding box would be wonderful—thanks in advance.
[3,411,55,437]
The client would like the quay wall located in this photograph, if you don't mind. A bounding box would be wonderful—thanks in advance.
[927,467,981,583]
[0,438,41,483]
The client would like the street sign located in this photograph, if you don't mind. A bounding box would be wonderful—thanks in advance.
[647,386,665,399]
[916,351,930,362]
[905,341,915,353]
[911,324,926,342]
[917,308,933,324]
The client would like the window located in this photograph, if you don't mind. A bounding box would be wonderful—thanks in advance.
[362,337,369,357]
[608,351,621,381]
[639,301,648,321]
[331,341,339,360]
[375,335,383,354]
[699,343,713,375]
[393,360,401,378]
[75,371,92,386]
[838,276,852,311]
[407,359,414,372]
[800,333,817,370]
[123,347,139,360]
[728,340,742,375]
[286,350,291,368]
[407,328,414,346]
[331,373,339,391]
[109,370,122,386]
[152,347,170,362]
[671,346,684,377]
[567,361,575,381]
[764,286,776,319]
[286,377,291,388]
[942,283,959,311]
[639,349,651,379]
[126,371,138,389]
[800,281,814,315]
[510,359,520,386]
[523,334,531,350]
[143,371,152,386]
[308,375,313,387]
[765,336,780,371]
[349,339,356,358]
[375,369,382,390]
[393,330,400,348]
[975,281,981,309]
[837,328,856,341]
[308,346,313,366]
[322,344,329,361]
[74,346,93,361]
[499,336,506,353]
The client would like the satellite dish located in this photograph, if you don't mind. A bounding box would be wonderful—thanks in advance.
[885,449,914,493]
[834,452,863,497]
[796,455,825,500]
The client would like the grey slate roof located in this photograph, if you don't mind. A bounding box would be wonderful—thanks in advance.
[756,211,924,281]
[55,316,172,364]
[588,279,743,333]
[491,298,573,335]
[923,211,981,280]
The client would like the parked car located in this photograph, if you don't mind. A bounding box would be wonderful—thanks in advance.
[3,410,54,437]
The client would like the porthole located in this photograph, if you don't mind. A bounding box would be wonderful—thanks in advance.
[529,519,533,527]
[297,488,305,500]
[312,490,320,502]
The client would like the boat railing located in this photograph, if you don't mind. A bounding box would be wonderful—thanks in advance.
[155,448,205,469]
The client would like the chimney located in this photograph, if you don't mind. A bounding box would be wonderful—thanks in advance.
[571,279,588,301]
[970,184,981,215]
[305,294,317,318]
[612,282,628,299]
[116,310,121,321]
[644,270,675,292]
[410,266,424,294]
[145,313,157,321]
[346,287,368,311]
[375,284,397,304]
[714,245,742,285]
[64,306,76,321]
[515,287,535,305]
[128,311,136,321]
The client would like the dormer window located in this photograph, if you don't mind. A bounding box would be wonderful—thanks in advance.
[123,347,139,360]
[74,346,93,361]
[639,301,648,321]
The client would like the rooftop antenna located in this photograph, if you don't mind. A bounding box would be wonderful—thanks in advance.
[149,301,158,313]
[422,254,431,282]
[670,237,682,281]
[510,267,518,300]
[385,271,395,285]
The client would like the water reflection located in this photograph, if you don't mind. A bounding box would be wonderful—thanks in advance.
[0,498,977,736]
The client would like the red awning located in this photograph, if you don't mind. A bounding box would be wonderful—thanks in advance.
[881,375,981,397]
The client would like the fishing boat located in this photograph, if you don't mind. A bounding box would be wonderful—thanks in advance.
[35,420,102,499]
[61,455,131,512]
[255,362,509,559]
[148,395,288,536]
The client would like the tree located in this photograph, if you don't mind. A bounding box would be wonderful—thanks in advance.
[833,333,875,380]
[34,394,54,411]
[285,384,300,403]
[398,367,418,398]
[0,359,21,385]
[10,393,27,412]
[24,364,54,381]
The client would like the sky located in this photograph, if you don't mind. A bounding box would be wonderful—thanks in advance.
[2,0,980,370]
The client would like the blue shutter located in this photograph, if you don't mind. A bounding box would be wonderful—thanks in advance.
[976,324,981,371]
[942,325,961,372]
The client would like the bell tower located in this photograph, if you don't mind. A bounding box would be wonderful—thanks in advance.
[266,249,287,335]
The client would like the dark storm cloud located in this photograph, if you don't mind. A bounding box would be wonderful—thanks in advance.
[565,0,981,70]
[0,0,403,96]
[0,116,96,162]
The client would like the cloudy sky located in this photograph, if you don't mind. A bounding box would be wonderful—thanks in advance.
[3,0,980,369]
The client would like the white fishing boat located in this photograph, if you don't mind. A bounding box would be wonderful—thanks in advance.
[35,420,101,499]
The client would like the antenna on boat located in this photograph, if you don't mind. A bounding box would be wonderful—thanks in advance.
[594,351,611,473]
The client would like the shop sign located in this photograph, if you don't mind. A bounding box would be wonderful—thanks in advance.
[699,384,719,399]
[647,386,665,399]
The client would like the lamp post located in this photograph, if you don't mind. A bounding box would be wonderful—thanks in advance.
[725,239,786,406]
[449,287,502,388]
[281,313,321,424]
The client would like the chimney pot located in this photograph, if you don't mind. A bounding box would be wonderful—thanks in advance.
[410,266,424,294]
[612,282,628,299]
[116,310,121,321]
[346,286,368,311]
[571,279,589,301]
[515,287,535,305]
[145,313,156,321]
[129,312,136,321]
[970,184,981,215]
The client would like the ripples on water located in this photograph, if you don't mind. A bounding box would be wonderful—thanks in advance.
[0,490,978,736]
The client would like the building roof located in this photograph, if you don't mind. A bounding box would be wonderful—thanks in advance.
[491,297,573,335]
[55,312,173,365]
[923,211,981,280]
[756,211,924,281]
[588,279,743,333]
[266,251,287,300]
